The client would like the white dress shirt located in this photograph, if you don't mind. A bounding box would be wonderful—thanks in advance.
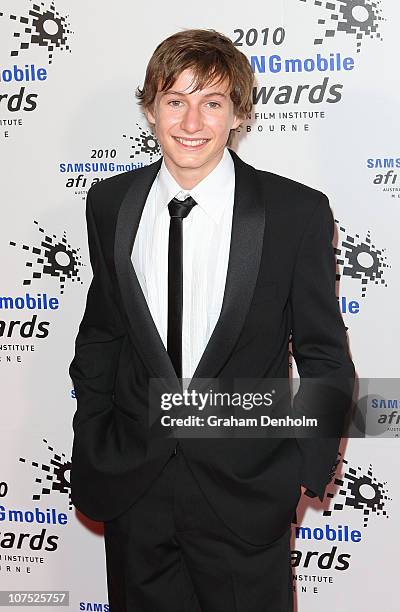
[131,147,235,382]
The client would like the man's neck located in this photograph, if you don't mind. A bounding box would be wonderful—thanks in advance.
[163,149,226,190]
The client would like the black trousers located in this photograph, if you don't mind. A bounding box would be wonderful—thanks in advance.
[103,444,294,611]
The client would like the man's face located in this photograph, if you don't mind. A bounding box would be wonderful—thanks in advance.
[145,68,242,187]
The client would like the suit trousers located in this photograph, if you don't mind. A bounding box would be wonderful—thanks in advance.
[103,443,294,612]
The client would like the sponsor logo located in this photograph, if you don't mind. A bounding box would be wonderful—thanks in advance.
[291,454,391,592]
[0,505,67,526]
[323,455,391,527]
[10,220,84,294]
[233,1,385,135]
[0,0,73,64]
[366,157,400,198]
[299,0,385,53]
[334,220,390,298]
[59,126,160,199]
[19,438,72,510]
[0,292,60,361]
[295,523,361,542]
[0,441,71,572]
[0,1,73,135]
[123,123,161,162]
[78,604,109,612]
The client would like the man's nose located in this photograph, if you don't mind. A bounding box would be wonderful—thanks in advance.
[180,105,203,133]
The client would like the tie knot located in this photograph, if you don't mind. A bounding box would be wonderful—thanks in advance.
[168,195,198,219]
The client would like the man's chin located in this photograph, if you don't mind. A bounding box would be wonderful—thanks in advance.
[165,151,211,169]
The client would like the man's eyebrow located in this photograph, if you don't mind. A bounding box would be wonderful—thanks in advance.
[203,92,227,98]
[160,90,227,98]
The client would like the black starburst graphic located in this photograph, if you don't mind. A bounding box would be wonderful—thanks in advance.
[123,124,161,162]
[19,438,72,510]
[0,0,73,64]
[334,220,390,297]
[299,0,385,53]
[10,220,84,295]
[323,455,391,526]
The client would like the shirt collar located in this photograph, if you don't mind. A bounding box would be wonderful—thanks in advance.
[156,147,235,224]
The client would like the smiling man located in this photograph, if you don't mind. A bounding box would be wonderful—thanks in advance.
[69,28,355,612]
[144,67,241,188]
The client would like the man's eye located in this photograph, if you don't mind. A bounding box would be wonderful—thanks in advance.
[207,101,221,108]
[168,100,182,107]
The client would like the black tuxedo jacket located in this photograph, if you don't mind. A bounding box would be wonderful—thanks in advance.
[69,148,355,545]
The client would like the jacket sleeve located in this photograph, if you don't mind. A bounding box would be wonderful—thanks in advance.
[69,187,126,433]
[290,192,355,502]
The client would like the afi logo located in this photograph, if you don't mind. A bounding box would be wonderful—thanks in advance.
[0,0,73,64]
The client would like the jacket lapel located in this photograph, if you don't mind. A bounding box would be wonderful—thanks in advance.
[114,148,266,391]
[114,156,178,383]
[188,150,265,389]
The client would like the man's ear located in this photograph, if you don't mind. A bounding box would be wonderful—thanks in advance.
[231,114,242,130]
[144,105,156,126]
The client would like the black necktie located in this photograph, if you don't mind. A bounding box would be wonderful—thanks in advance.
[167,195,198,380]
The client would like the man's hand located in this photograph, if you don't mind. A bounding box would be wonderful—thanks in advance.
[300,485,318,498]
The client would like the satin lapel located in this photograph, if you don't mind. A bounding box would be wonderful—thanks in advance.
[114,158,180,387]
[187,149,265,390]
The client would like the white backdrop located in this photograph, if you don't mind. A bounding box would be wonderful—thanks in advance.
[1,1,398,610]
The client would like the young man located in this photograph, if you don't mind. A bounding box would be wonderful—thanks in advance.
[69,29,355,611]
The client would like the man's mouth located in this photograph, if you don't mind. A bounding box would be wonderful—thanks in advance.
[173,137,210,148]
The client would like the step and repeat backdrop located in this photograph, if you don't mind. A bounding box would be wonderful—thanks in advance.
[1,0,399,610]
